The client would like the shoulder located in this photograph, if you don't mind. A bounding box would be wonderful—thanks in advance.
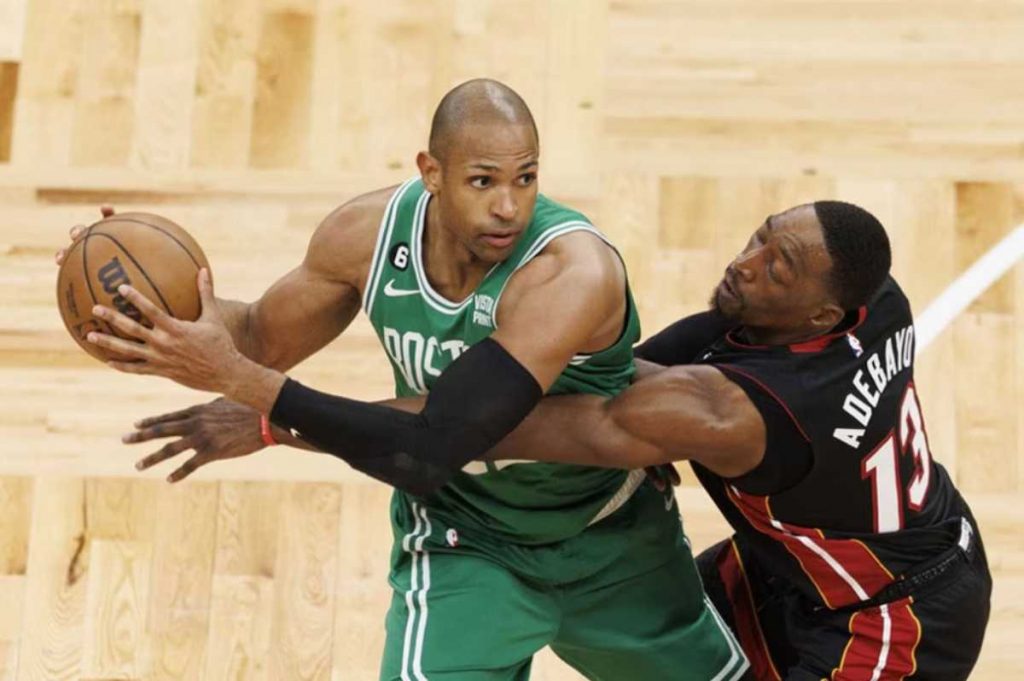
[530,193,592,228]
[648,365,764,438]
[514,229,622,292]
[303,185,399,285]
[657,364,751,411]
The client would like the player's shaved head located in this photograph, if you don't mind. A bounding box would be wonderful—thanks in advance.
[428,79,539,161]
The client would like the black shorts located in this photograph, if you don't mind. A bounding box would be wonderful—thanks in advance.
[697,526,991,681]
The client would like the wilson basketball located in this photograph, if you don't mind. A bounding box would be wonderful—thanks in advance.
[56,212,211,363]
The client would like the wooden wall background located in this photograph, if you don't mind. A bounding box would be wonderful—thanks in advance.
[0,1,1021,679]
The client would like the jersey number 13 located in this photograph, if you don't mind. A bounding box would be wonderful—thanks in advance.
[860,383,933,533]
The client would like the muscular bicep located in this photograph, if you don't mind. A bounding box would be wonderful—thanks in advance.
[491,365,766,476]
[247,261,361,369]
[243,194,385,370]
[491,231,626,390]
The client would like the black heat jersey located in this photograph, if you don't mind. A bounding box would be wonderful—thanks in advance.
[692,277,963,610]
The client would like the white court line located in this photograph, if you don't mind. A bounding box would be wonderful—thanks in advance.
[915,224,1024,353]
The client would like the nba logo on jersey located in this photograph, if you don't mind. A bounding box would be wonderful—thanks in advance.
[445,528,460,547]
[847,333,864,357]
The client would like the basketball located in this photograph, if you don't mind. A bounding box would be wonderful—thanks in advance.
[56,212,211,363]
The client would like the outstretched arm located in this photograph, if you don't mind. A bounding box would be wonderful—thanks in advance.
[209,191,386,370]
[487,365,766,479]
[261,231,628,494]
[90,231,628,495]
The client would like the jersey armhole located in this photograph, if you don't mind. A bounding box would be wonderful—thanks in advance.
[491,223,633,359]
[363,178,418,317]
[714,364,814,496]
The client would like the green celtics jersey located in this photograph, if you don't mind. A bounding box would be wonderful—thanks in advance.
[363,178,642,545]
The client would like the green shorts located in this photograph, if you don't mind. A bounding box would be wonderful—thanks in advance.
[380,481,748,680]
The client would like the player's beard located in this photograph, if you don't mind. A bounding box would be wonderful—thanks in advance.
[709,284,743,322]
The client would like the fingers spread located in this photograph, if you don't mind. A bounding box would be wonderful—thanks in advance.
[107,359,155,374]
[168,455,205,483]
[117,285,172,329]
[123,418,193,444]
[135,439,193,471]
[87,332,151,361]
[134,406,195,430]
[92,304,152,342]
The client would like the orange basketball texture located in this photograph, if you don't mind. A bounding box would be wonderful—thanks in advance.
[56,212,211,363]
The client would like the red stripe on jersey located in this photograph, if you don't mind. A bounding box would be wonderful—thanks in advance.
[726,485,894,608]
[717,540,782,681]
[830,598,922,680]
[789,307,868,354]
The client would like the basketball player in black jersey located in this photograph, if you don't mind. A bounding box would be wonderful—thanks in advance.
[486,201,991,680]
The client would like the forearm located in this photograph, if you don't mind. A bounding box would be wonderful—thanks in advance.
[485,393,668,468]
[266,338,542,496]
[374,396,618,465]
[216,297,259,361]
[267,420,321,452]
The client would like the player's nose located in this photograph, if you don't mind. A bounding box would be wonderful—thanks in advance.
[731,254,757,281]
[491,190,517,221]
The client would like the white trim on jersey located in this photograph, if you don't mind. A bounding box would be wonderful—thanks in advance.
[400,502,433,681]
[769,518,872,601]
[587,468,646,526]
[412,504,433,681]
[490,220,606,329]
[364,178,419,318]
[705,595,751,681]
[869,603,894,681]
[399,503,423,681]
[409,190,499,315]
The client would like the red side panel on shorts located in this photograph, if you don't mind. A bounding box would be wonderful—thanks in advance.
[717,540,782,681]
[830,598,922,681]
[725,485,894,609]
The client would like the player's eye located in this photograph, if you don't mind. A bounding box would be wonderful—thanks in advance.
[469,176,491,189]
[517,173,536,186]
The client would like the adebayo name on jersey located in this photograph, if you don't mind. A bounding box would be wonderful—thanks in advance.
[833,324,915,449]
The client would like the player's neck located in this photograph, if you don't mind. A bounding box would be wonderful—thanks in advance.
[422,200,491,300]
[741,323,832,347]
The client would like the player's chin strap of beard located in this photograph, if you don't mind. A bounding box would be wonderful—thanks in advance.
[269,338,543,497]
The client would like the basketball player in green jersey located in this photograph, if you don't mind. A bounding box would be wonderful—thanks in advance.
[73,79,746,680]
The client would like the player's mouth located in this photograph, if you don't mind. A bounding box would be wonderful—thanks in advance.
[719,275,738,300]
[481,232,519,249]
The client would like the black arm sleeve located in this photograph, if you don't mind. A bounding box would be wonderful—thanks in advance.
[634,310,735,366]
[269,338,542,497]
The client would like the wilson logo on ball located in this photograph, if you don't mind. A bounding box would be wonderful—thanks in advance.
[97,256,143,323]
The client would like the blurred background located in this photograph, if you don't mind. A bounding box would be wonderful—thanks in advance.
[0,1,1021,679]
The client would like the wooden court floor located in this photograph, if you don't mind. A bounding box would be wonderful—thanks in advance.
[1,0,1023,679]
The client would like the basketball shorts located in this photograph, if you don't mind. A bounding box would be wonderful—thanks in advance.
[696,520,991,681]
[379,480,749,680]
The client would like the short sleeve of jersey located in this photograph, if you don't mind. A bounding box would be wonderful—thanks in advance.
[716,368,814,496]
[634,311,735,365]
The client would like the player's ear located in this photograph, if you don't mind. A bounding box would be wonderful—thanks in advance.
[417,151,443,194]
[809,302,845,330]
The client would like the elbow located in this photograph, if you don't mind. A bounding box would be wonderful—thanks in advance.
[238,305,267,364]
[396,468,453,498]
[404,454,456,496]
[354,451,460,498]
